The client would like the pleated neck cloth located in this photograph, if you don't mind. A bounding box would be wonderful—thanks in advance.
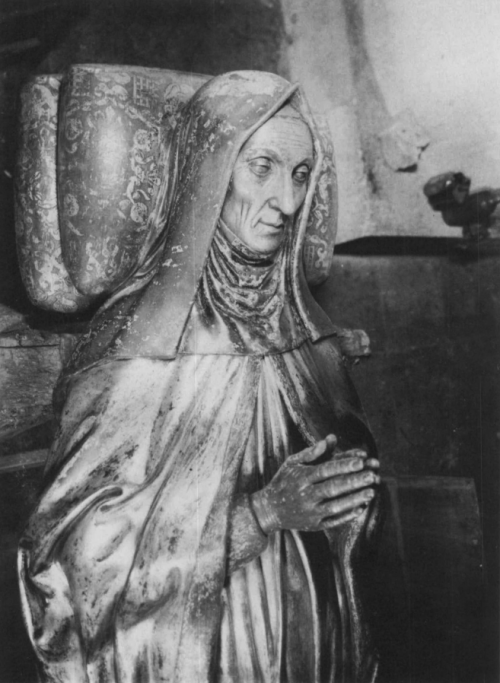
[179,222,309,355]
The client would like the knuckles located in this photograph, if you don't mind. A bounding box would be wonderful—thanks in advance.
[265,442,379,532]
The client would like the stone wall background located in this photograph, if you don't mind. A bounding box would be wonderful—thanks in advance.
[283,0,500,242]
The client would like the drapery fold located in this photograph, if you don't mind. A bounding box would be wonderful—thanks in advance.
[19,338,377,683]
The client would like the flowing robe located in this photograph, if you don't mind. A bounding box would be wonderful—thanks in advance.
[19,340,377,683]
[19,231,378,682]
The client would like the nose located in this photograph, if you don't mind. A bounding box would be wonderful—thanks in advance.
[271,173,297,217]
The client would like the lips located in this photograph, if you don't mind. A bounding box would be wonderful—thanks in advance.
[261,221,284,230]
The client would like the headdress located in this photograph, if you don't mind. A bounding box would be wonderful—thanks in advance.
[67,71,338,372]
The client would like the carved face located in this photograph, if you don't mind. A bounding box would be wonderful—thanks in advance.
[221,107,314,254]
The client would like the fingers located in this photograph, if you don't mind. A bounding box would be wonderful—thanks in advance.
[308,452,368,483]
[314,469,380,501]
[334,447,368,460]
[289,434,338,465]
[288,442,323,465]
[321,505,369,529]
[334,449,380,471]
[325,434,337,451]
[319,487,376,519]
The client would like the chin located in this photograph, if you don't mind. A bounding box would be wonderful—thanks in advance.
[250,227,285,254]
[252,236,283,255]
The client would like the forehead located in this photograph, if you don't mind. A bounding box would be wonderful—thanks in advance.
[241,114,313,163]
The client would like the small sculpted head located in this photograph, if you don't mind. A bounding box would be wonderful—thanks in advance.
[221,104,314,255]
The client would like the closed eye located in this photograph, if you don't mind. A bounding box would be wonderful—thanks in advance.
[293,164,311,185]
[248,157,272,177]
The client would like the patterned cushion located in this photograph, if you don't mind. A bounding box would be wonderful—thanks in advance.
[15,65,208,311]
[57,65,209,298]
[15,74,91,312]
[15,65,336,313]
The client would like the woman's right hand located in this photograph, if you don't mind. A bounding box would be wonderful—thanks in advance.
[250,434,380,534]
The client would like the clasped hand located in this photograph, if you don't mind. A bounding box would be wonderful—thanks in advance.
[251,434,380,534]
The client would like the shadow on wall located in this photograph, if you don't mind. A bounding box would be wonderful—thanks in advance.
[316,239,500,683]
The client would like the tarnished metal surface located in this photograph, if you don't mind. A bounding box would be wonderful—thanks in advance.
[66,70,338,370]
[14,75,91,312]
[15,65,337,313]
[58,64,209,296]
[16,69,378,683]
[19,340,378,682]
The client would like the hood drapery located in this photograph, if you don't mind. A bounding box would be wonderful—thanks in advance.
[67,70,338,373]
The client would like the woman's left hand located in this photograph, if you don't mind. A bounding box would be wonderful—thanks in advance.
[250,434,380,534]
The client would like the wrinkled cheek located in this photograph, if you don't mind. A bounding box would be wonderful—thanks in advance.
[295,188,308,212]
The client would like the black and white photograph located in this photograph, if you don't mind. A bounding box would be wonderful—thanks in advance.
[0,1,498,681]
